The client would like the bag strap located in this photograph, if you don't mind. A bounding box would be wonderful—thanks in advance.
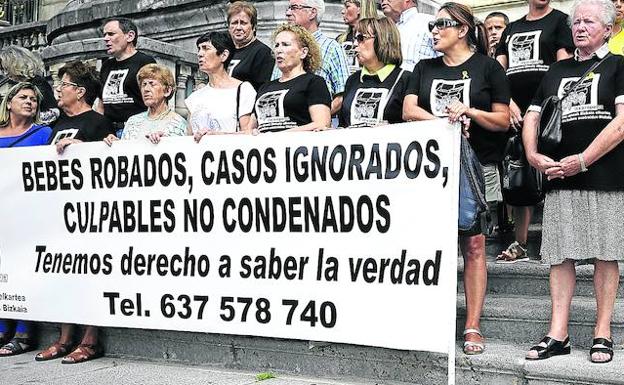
[561,53,611,101]
[235,82,242,132]
[386,69,405,102]
[6,125,44,148]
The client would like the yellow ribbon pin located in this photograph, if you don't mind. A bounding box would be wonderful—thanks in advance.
[462,70,469,79]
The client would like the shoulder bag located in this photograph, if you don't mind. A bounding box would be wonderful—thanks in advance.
[538,53,611,155]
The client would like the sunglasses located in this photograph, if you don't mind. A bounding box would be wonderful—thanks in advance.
[354,33,375,43]
[428,18,460,32]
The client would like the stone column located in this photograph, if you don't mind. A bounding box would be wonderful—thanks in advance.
[176,64,192,118]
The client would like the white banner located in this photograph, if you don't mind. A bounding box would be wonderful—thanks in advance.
[0,121,459,353]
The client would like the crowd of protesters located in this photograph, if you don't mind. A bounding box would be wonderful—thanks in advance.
[0,0,623,366]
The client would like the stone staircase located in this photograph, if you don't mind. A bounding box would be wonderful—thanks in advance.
[456,205,624,384]
[27,206,624,385]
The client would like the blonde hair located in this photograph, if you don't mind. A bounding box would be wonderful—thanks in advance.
[356,17,402,65]
[137,63,176,101]
[0,46,45,81]
[227,1,258,29]
[273,24,322,73]
[0,82,43,127]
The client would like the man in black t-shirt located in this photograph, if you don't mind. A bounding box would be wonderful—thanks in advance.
[96,17,156,137]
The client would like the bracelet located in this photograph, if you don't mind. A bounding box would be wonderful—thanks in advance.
[578,153,588,173]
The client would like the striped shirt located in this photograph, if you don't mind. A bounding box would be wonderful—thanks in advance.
[396,7,439,71]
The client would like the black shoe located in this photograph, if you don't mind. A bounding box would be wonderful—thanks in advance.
[526,336,571,360]
[590,337,613,364]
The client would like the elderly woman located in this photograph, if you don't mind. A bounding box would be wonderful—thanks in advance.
[37,61,113,364]
[51,61,114,148]
[339,17,410,127]
[104,64,186,145]
[403,2,511,354]
[336,0,379,74]
[251,24,331,132]
[227,1,275,90]
[0,82,51,356]
[524,0,623,363]
[495,0,573,262]
[186,31,256,139]
[609,0,624,54]
[0,46,59,125]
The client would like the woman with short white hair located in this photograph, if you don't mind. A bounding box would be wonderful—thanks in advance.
[524,0,624,363]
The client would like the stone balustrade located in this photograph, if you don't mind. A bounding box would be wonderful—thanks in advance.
[0,20,46,51]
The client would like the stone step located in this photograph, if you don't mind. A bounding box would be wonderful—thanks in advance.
[456,340,624,385]
[34,323,447,385]
[457,259,624,298]
[28,324,624,384]
[456,295,624,349]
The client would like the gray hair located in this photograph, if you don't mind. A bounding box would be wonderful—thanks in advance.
[304,0,326,24]
[569,0,616,27]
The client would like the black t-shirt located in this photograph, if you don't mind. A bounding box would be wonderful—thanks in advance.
[337,31,359,74]
[407,54,511,164]
[228,39,274,91]
[496,9,574,113]
[255,73,331,132]
[100,51,156,124]
[339,66,410,127]
[49,110,114,144]
[530,54,624,191]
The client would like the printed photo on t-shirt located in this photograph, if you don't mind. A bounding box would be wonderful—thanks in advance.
[557,74,611,122]
[341,41,359,74]
[350,88,389,126]
[509,31,542,67]
[430,79,471,117]
[255,89,296,131]
[103,69,133,104]
[50,128,79,145]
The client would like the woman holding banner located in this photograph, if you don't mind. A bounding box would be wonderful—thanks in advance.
[250,24,331,133]
[37,61,112,364]
[339,16,410,128]
[524,0,623,363]
[0,82,52,356]
[186,31,256,139]
[103,63,187,145]
[402,2,511,354]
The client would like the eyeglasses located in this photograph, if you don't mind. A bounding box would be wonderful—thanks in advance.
[355,33,375,43]
[55,80,81,89]
[428,18,461,32]
[287,4,313,11]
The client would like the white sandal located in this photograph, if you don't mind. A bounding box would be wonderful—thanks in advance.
[463,328,485,355]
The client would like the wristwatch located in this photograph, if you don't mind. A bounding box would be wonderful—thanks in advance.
[578,153,588,173]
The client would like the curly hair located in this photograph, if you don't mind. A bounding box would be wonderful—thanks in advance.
[272,24,322,73]
[0,46,45,81]
[0,82,43,127]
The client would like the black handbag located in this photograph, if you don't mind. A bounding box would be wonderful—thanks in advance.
[538,54,611,155]
[502,132,543,206]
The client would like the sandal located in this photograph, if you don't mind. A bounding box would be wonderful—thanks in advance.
[0,337,34,357]
[526,335,570,360]
[590,337,614,364]
[496,241,529,264]
[463,328,485,355]
[35,341,72,362]
[61,344,102,364]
